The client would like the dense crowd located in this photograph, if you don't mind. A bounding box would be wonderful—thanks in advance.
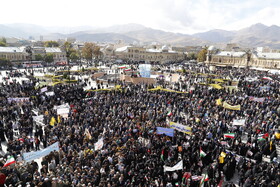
[0,65,279,187]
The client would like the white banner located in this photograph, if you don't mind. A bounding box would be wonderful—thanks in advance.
[57,107,69,115]
[7,97,29,103]
[45,91,55,96]
[232,119,246,126]
[164,160,183,172]
[23,142,59,162]
[54,103,69,110]
[94,138,104,151]
[33,115,44,126]
[40,87,48,93]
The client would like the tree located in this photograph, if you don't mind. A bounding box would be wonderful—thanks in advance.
[0,42,6,47]
[35,54,44,61]
[44,41,59,47]
[25,46,33,62]
[82,42,95,63]
[69,51,79,62]
[0,38,7,47]
[44,53,54,63]
[197,48,208,62]
[93,46,102,60]
[188,53,197,60]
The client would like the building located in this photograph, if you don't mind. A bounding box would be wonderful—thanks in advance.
[0,46,67,63]
[45,47,67,63]
[101,45,115,61]
[209,47,280,69]
[250,52,280,69]
[0,47,28,61]
[115,45,186,63]
[210,51,248,67]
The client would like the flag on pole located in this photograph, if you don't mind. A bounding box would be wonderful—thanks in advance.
[49,116,56,126]
[199,173,209,187]
[216,98,222,106]
[163,160,183,172]
[94,138,104,151]
[258,133,269,141]
[85,128,92,140]
[200,147,206,157]
[118,65,127,69]
[3,156,16,167]
[262,77,273,81]
[182,172,191,185]
[57,115,61,124]
[223,133,235,139]
[161,149,165,161]
[167,111,172,117]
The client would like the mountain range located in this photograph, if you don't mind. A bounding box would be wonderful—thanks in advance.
[1,23,280,48]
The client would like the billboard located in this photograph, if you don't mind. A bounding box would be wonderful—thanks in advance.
[139,64,151,78]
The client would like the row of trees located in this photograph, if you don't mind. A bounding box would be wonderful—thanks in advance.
[44,41,102,63]
[35,53,54,63]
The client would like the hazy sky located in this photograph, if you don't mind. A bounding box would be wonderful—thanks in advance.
[1,0,279,34]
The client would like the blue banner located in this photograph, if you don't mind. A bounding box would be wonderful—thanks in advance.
[139,64,151,78]
[23,142,59,162]
[156,127,174,137]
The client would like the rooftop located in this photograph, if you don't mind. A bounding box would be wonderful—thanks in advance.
[0,46,25,53]
[115,46,131,52]
[45,47,62,53]
[216,51,246,57]
[253,52,280,59]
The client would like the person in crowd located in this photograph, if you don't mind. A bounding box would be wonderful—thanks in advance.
[0,63,279,186]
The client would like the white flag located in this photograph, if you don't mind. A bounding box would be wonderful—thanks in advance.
[163,160,183,172]
[94,138,104,151]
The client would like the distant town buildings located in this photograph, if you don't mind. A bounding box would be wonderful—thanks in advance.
[0,46,66,63]
[1,35,280,69]
[208,46,280,69]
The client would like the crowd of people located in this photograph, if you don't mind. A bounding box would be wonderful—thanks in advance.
[0,64,279,187]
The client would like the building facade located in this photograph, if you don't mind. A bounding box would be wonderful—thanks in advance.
[0,46,66,63]
[0,47,28,61]
[115,45,186,63]
[209,50,280,69]
[250,52,280,69]
[210,51,248,67]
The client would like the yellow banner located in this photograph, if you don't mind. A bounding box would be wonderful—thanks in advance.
[148,86,188,94]
[209,84,223,89]
[223,101,241,110]
[169,121,192,135]
[212,79,225,83]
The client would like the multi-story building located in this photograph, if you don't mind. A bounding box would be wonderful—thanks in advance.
[45,47,67,63]
[208,47,280,69]
[0,46,67,63]
[0,47,28,61]
[250,52,280,69]
[209,51,248,67]
[115,45,186,63]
